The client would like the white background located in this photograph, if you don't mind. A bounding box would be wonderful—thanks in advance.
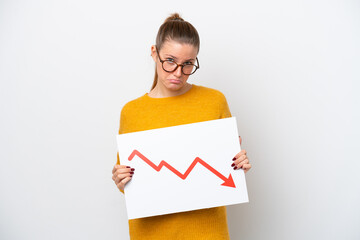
[0,0,359,239]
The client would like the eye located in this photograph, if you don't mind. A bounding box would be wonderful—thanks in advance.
[184,61,194,65]
[166,58,175,62]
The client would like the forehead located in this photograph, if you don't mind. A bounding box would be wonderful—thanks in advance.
[160,40,198,59]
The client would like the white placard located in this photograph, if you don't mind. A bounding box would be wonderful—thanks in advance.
[116,117,248,219]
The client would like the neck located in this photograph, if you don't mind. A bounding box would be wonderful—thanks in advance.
[148,83,192,98]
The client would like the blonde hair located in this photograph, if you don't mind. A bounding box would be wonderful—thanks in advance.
[150,13,200,91]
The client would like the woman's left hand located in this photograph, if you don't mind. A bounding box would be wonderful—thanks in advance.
[231,136,251,173]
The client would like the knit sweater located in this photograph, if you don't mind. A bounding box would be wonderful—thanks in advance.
[117,84,232,240]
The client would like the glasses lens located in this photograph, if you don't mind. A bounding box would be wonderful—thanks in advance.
[182,64,196,75]
[163,61,177,72]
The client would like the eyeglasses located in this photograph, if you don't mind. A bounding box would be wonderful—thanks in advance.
[155,47,200,75]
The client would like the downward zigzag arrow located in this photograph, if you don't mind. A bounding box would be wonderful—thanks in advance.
[128,149,236,188]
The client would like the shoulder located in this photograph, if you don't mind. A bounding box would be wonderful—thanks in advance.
[120,94,147,115]
[192,85,231,118]
[193,84,227,101]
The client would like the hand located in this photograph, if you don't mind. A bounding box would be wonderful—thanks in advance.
[112,164,135,191]
[231,136,251,173]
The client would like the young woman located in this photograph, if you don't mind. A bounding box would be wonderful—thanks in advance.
[112,13,251,240]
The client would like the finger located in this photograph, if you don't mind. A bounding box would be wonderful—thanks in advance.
[117,176,132,191]
[242,164,252,173]
[113,168,134,182]
[242,163,251,169]
[234,162,251,171]
[113,164,133,174]
[114,173,131,185]
[232,149,247,161]
[112,171,131,182]
[115,172,131,185]
[114,171,134,185]
[234,154,247,163]
[236,159,249,169]
[114,168,135,180]
[114,167,135,176]
[231,155,246,168]
[112,165,117,174]
[112,164,128,174]
[232,154,247,166]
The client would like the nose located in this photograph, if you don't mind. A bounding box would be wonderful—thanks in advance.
[173,65,183,78]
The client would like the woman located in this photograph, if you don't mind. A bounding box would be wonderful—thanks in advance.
[112,13,251,240]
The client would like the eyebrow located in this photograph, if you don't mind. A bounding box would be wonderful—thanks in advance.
[164,54,195,62]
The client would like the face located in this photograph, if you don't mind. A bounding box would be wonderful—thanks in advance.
[151,40,198,92]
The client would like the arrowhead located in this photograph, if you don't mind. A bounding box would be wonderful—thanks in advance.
[221,174,236,188]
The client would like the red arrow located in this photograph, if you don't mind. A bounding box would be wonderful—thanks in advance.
[128,149,236,188]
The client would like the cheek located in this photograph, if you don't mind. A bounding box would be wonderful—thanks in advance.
[156,64,167,80]
[183,75,190,81]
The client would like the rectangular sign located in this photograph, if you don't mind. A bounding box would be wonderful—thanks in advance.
[116,117,248,219]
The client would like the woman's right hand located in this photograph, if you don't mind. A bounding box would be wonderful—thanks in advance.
[112,164,135,191]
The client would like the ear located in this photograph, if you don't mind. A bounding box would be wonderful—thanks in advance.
[151,45,157,62]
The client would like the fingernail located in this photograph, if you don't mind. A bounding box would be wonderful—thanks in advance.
[234,166,237,170]
[231,163,235,167]
[232,157,236,161]
[130,172,134,174]
[131,168,135,171]
[126,166,130,168]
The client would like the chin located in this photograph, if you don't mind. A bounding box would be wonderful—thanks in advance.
[166,82,185,90]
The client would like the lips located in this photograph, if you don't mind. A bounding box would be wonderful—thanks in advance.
[169,79,182,84]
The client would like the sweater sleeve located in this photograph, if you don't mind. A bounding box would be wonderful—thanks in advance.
[219,93,232,119]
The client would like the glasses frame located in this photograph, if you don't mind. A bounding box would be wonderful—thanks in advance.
[155,47,200,75]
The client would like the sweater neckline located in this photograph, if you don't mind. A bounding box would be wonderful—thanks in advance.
[143,84,196,101]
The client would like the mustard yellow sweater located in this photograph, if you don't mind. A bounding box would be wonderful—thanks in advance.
[117,84,232,240]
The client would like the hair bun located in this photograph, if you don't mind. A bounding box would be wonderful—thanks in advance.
[165,13,184,22]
